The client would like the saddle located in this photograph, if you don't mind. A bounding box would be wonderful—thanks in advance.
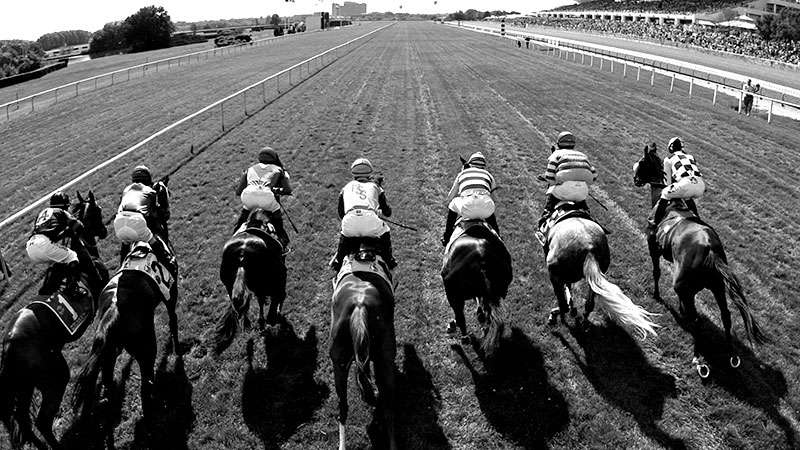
[333,243,394,291]
[28,281,93,341]
[444,218,499,253]
[119,242,175,301]
[236,214,288,255]
[535,202,594,246]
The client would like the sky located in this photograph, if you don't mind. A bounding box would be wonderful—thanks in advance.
[1,0,575,41]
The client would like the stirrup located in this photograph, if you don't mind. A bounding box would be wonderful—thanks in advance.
[534,231,546,247]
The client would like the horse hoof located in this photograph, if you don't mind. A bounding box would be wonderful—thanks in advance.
[460,334,472,345]
[696,364,710,378]
[569,307,578,318]
[446,321,458,335]
[730,356,741,368]
[547,314,558,326]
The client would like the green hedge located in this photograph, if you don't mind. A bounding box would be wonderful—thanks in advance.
[0,40,45,79]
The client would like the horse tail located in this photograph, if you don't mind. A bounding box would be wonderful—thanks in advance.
[213,265,251,354]
[706,251,770,345]
[351,304,378,401]
[481,298,506,358]
[72,301,119,414]
[0,329,25,448]
[584,254,659,340]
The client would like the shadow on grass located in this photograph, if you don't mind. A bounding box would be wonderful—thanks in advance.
[453,327,569,450]
[661,303,797,448]
[367,343,451,450]
[555,322,686,450]
[241,322,329,450]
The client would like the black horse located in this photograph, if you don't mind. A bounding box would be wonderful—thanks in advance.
[633,143,769,377]
[0,191,109,450]
[441,222,512,357]
[72,180,179,446]
[213,208,287,354]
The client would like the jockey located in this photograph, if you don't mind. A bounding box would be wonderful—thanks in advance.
[650,137,704,227]
[234,146,293,250]
[537,131,597,229]
[330,158,397,271]
[26,191,84,295]
[113,165,176,273]
[441,151,500,246]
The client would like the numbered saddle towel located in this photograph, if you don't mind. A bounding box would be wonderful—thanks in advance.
[332,253,394,292]
[119,243,175,301]
[28,282,93,341]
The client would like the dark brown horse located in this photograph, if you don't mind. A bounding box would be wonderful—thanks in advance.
[544,211,659,340]
[634,144,769,377]
[441,223,512,357]
[0,191,109,450]
[72,181,179,446]
[329,252,396,450]
[213,208,287,354]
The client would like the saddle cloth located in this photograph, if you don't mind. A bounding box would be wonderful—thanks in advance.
[119,243,174,300]
[332,254,394,292]
[444,219,499,254]
[28,282,93,339]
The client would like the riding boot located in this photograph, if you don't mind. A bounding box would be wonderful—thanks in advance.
[233,208,250,233]
[686,199,700,218]
[485,214,501,238]
[651,198,669,227]
[149,237,176,275]
[38,264,63,296]
[120,242,132,265]
[379,232,397,270]
[270,214,291,253]
[441,210,458,246]
[63,260,81,297]
[538,193,558,229]
[330,234,348,271]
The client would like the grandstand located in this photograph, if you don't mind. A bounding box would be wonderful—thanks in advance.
[541,0,800,26]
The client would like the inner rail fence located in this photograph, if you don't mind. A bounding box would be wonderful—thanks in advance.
[0,31,309,122]
[0,23,394,288]
[451,22,800,124]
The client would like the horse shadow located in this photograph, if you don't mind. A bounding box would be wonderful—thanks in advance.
[367,343,451,450]
[555,322,686,450]
[453,327,569,450]
[658,301,796,447]
[241,323,329,450]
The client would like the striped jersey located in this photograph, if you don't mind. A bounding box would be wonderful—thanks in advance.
[545,149,596,185]
[663,151,702,184]
[448,167,495,199]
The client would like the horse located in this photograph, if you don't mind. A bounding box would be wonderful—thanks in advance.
[212,208,287,354]
[633,143,769,377]
[441,222,512,358]
[542,207,659,340]
[329,244,397,450]
[0,191,109,450]
[72,179,179,441]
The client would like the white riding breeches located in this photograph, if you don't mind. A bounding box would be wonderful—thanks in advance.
[26,234,78,264]
[449,190,495,219]
[240,185,280,212]
[341,208,389,237]
[549,180,589,202]
[114,211,153,245]
[662,176,705,200]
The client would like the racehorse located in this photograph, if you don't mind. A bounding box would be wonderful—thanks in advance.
[0,191,109,450]
[72,179,179,440]
[213,208,287,354]
[441,223,512,357]
[633,144,769,377]
[329,244,397,450]
[542,208,658,340]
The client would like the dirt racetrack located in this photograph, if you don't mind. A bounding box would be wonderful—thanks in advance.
[1,21,799,450]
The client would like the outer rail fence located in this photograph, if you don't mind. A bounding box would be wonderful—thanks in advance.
[0,23,394,288]
[1,31,310,122]
[450,22,800,124]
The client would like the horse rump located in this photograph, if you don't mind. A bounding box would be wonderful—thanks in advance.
[0,330,25,448]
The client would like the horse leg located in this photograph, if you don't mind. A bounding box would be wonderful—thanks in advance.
[35,354,69,450]
[330,344,353,450]
[676,284,708,378]
[647,234,662,301]
[581,290,596,332]
[15,384,50,450]
[166,286,180,355]
[265,292,285,327]
[258,297,267,331]
[711,282,739,368]
[374,339,397,450]
[445,292,469,343]
[548,276,569,325]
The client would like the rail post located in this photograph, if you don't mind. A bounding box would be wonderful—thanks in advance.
[768,99,773,123]
[713,84,718,105]
[670,74,675,93]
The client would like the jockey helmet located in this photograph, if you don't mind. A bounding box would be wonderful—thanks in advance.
[668,137,683,153]
[466,152,486,168]
[49,191,70,209]
[258,146,279,165]
[556,131,575,149]
[131,165,153,185]
[350,158,373,179]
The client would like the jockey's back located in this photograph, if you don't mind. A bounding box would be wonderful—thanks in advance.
[342,179,384,213]
[454,167,494,195]
[32,208,78,241]
[119,183,157,217]
[546,149,596,185]
[665,151,702,183]
[241,163,284,192]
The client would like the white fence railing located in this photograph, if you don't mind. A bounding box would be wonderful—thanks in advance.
[451,22,800,124]
[1,32,309,122]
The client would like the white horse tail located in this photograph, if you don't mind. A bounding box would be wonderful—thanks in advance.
[584,254,659,340]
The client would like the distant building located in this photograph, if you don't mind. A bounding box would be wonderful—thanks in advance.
[332,2,366,17]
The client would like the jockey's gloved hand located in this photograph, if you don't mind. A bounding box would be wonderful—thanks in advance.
[71,220,84,236]
[272,187,283,195]
[374,175,384,187]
